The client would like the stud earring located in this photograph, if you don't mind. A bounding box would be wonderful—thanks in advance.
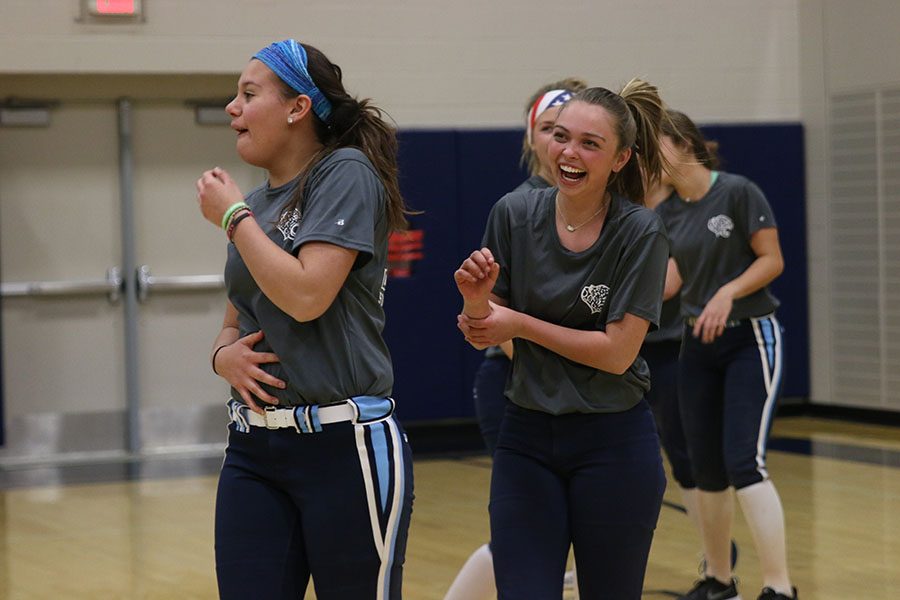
[288,116,294,124]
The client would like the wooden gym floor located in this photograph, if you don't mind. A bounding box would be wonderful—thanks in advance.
[0,415,897,599]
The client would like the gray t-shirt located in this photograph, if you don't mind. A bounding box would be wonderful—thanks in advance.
[483,187,669,415]
[644,297,682,343]
[645,189,683,343]
[224,147,393,407]
[512,174,551,193]
[656,171,779,320]
[484,174,553,360]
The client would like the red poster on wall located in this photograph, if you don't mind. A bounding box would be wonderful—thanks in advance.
[93,0,137,15]
[387,229,425,279]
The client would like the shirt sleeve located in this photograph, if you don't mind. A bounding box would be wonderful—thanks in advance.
[739,180,778,237]
[606,228,670,329]
[291,157,384,269]
[481,196,513,301]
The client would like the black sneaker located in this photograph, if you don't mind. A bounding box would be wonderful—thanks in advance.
[677,576,741,600]
[757,587,797,600]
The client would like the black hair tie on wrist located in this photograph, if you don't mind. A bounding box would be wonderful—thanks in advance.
[211,344,228,375]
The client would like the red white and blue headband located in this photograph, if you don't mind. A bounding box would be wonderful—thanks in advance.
[527,89,574,144]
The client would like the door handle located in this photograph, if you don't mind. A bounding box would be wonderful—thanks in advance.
[135,265,224,303]
[0,267,123,303]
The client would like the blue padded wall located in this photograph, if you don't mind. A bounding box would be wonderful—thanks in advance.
[454,130,532,421]
[383,131,464,422]
[387,124,808,423]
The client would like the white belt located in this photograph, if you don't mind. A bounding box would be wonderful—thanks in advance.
[228,396,395,434]
[246,402,355,430]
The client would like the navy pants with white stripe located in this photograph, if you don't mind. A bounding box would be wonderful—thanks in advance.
[215,413,413,599]
[490,400,666,600]
[679,314,784,491]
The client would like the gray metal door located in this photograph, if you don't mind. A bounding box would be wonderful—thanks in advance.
[0,95,260,463]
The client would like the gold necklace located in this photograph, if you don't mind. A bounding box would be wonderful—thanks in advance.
[556,193,609,232]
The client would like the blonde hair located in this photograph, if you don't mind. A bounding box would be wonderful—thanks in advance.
[520,77,589,176]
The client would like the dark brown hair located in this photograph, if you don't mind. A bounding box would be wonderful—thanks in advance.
[276,43,411,231]
[564,79,675,204]
[660,109,721,170]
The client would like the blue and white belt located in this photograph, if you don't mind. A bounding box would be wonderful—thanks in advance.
[227,396,395,434]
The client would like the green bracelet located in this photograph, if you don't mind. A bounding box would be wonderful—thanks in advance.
[221,201,249,230]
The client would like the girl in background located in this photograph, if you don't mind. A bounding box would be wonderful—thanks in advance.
[656,109,796,600]
[643,152,739,580]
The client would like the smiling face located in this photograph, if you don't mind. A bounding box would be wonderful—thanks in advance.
[225,59,298,169]
[547,101,631,203]
[530,104,565,181]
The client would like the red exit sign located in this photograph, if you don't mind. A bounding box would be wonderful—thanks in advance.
[89,0,140,15]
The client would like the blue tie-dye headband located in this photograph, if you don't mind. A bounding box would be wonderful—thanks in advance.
[253,39,333,123]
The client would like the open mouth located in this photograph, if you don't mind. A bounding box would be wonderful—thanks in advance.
[559,164,587,182]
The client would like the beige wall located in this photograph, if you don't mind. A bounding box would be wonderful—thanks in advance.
[4,0,900,460]
[799,0,900,409]
[821,0,900,92]
[0,0,800,126]
[799,0,831,407]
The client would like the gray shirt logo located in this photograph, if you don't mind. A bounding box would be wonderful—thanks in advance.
[707,214,734,238]
[277,208,302,241]
[580,284,610,314]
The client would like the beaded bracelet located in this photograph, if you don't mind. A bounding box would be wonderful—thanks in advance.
[224,206,250,237]
[226,208,254,242]
[224,206,247,235]
[221,201,250,230]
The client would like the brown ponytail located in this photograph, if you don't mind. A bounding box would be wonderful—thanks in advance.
[277,43,411,231]
[568,79,675,205]
[661,109,721,170]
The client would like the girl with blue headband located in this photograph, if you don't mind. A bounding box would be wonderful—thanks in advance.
[196,39,413,600]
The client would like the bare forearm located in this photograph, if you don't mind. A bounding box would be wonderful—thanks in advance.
[462,292,505,321]
[231,222,330,322]
[213,303,241,354]
[213,325,240,349]
[210,325,240,374]
[515,313,642,375]
[462,299,491,320]
[720,254,783,301]
[663,258,682,301]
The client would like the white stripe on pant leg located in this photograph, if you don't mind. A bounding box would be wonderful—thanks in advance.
[355,425,385,558]
[377,418,406,600]
[751,318,773,395]
[751,316,783,479]
[355,419,407,600]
